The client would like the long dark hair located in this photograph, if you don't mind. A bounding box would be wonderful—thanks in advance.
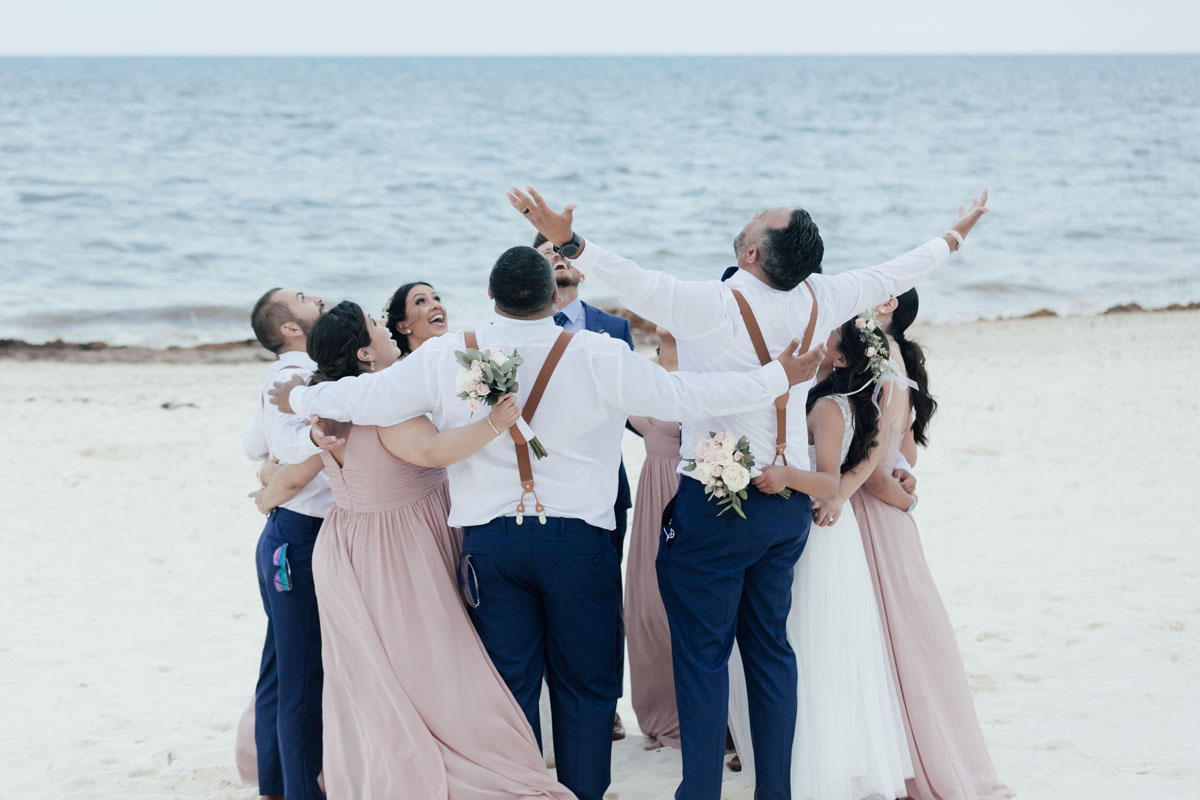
[889,289,937,446]
[806,318,887,473]
[306,301,370,385]
[384,281,434,356]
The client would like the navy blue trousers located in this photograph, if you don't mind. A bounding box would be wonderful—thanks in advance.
[657,478,811,800]
[254,507,324,800]
[462,517,624,800]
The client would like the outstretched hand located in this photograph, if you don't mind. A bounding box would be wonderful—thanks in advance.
[269,373,306,415]
[507,186,576,248]
[946,188,990,248]
[776,339,827,386]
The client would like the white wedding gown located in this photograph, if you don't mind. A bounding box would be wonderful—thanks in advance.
[728,395,912,800]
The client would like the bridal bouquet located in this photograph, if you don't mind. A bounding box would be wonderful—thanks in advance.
[683,431,785,519]
[454,346,547,458]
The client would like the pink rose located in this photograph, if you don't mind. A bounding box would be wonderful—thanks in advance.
[467,399,481,414]
[855,318,867,330]
[695,438,718,462]
[865,347,876,358]
[475,382,489,395]
[714,488,725,498]
[711,465,724,477]
[733,451,743,462]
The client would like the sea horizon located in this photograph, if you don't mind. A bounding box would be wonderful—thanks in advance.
[2,54,1196,347]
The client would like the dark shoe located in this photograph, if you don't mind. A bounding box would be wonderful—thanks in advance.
[727,754,742,772]
[612,711,626,741]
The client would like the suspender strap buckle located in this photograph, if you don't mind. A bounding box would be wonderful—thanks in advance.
[464,328,573,525]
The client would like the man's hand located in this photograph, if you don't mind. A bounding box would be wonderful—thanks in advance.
[507,186,576,248]
[946,188,989,249]
[257,459,280,487]
[310,417,346,451]
[811,496,844,527]
[752,466,791,496]
[893,468,916,493]
[248,488,273,516]
[776,339,827,386]
[269,373,306,415]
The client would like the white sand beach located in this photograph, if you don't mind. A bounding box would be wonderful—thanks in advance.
[1,310,1197,799]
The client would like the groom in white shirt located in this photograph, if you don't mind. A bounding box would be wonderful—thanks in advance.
[509,186,989,800]
[268,246,825,800]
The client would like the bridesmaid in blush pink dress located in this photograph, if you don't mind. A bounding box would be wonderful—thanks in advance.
[625,329,683,750]
[258,301,573,800]
[847,289,1013,800]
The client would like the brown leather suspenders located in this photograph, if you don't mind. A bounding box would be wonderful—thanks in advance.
[464,329,575,522]
[729,282,819,466]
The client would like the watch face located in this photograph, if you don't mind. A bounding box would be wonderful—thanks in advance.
[556,234,581,258]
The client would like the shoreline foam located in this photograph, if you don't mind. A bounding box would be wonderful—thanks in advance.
[4,301,1198,363]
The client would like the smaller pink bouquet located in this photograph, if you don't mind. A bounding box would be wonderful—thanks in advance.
[683,431,785,519]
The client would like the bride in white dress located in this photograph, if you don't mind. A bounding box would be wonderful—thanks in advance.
[729,313,912,800]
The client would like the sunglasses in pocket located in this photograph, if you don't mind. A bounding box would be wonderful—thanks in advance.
[273,544,292,592]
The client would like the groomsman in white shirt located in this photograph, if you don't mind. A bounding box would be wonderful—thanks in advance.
[509,185,989,800]
[242,287,330,800]
[267,247,825,800]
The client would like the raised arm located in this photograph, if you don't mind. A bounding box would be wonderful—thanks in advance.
[508,186,729,340]
[815,189,989,327]
[377,395,522,468]
[610,337,823,422]
[270,345,434,426]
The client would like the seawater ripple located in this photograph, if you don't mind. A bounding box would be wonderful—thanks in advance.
[0,55,1198,346]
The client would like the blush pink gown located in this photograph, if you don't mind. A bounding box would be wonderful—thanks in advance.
[850,426,1013,800]
[313,425,574,800]
[624,416,682,749]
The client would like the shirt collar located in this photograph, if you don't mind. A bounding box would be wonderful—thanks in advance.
[276,350,316,369]
[489,314,558,328]
[560,298,584,323]
[726,268,787,295]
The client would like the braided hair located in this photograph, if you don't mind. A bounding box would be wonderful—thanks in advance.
[806,318,887,473]
[384,281,434,356]
[306,301,371,385]
[888,288,937,446]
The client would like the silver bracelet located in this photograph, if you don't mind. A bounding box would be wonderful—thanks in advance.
[487,414,504,436]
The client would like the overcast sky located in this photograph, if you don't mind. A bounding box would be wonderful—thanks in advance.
[2,0,1198,55]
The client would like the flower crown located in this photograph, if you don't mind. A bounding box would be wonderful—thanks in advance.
[852,309,901,384]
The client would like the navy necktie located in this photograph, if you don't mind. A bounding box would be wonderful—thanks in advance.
[553,311,569,328]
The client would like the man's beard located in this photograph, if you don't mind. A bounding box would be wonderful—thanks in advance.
[555,274,579,288]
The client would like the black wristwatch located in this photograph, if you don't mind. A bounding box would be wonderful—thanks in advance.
[553,232,583,259]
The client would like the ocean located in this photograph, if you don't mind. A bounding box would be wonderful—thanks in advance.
[1,55,1197,347]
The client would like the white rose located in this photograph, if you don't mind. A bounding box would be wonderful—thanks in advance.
[487,347,507,366]
[692,461,713,484]
[455,369,473,393]
[722,463,750,493]
[720,436,736,456]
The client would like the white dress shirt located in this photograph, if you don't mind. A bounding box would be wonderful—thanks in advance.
[570,238,951,475]
[554,298,586,332]
[286,316,789,530]
[242,351,333,518]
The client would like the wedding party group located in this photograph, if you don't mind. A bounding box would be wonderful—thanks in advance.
[233,185,1013,800]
